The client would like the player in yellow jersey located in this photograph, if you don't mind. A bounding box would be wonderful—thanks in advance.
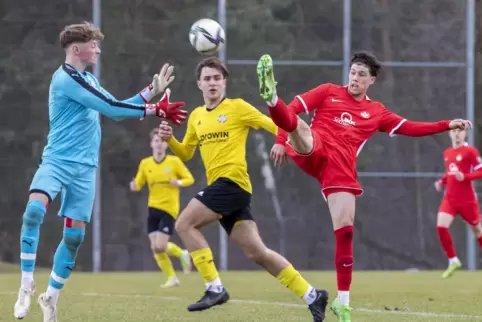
[130,128,195,288]
[159,57,328,321]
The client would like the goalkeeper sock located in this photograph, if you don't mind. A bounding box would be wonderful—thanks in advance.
[267,98,298,132]
[437,226,457,259]
[166,242,183,258]
[20,200,47,276]
[154,252,176,278]
[48,227,85,307]
[335,226,353,306]
[276,264,315,304]
[191,248,223,292]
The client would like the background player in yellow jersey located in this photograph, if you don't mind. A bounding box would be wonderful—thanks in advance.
[159,57,328,321]
[130,128,195,288]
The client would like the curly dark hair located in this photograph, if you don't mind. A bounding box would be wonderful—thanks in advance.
[350,51,381,77]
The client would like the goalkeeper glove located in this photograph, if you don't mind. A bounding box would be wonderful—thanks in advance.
[139,63,175,102]
[144,89,187,125]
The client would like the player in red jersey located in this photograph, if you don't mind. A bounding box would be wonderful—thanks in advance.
[256,51,472,322]
[434,128,482,278]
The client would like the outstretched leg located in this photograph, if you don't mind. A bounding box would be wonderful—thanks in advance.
[257,54,314,155]
[230,220,328,321]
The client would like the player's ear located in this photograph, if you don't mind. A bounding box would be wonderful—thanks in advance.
[197,80,202,90]
[71,44,80,56]
[369,76,376,85]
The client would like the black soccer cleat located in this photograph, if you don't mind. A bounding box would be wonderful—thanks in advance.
[308,289,329,322]
[187,288,230,312]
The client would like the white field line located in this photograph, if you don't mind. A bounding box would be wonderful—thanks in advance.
[0,291,480,319]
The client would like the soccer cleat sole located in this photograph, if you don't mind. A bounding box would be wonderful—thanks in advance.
[257,54,275,101]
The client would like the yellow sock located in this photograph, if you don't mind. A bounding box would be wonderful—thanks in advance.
[190,248,219,283]
[166,242,183,258]
[276,264,310,298]
[154,252,176,278]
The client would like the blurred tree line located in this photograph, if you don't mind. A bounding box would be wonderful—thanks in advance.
[0,0,481,271]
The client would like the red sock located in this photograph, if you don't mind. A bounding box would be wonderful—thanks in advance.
[268,98,298,132]
[477,235,482,248]
[334,226,354,291]
[437,226,456,258]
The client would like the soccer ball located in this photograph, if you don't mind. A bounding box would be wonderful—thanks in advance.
[189,18,225,56]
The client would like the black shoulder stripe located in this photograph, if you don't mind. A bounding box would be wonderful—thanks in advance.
[62,64,144,111]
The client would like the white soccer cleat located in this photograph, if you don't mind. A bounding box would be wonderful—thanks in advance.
[37,293,58,322]
[161,276,180,288]
[14,281,36,319]
[180,249,193,274]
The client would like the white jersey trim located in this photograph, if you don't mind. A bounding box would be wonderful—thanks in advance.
[295,95,310,115]
[389,119,407,137]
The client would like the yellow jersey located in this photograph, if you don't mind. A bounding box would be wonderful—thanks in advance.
[167,98,278,193]
[133,155,194,218]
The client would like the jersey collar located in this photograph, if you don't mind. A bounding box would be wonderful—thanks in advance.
[206,97,226,112]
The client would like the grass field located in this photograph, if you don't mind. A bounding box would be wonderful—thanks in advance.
[0,269,481,321]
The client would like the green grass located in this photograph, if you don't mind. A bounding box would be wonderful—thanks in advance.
[0,269,481,321]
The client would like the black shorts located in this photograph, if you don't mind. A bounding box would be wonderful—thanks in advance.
[195,177,254,235]
[147,208,175,236]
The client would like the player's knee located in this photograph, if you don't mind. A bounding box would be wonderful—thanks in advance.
[150,240,167,253]
[471,224,482,237]
[336,226,354,242]
[22,200,47,227]
[63,228,85,250]
[175,218,190,234]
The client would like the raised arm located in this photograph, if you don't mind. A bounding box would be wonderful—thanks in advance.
[239,99,278,136]
[378,106,471,137]
[61,66,186,123]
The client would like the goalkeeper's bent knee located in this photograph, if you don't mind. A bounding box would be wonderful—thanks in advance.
[22,200,46,227]
[63,227,85,249]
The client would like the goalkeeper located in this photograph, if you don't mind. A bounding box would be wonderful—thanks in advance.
[13,21,186,322]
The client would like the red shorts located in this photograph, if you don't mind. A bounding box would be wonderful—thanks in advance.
[285,130,362,199]
[438,198,481,226]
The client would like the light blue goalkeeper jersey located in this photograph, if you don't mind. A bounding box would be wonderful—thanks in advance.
[42,63,146,167]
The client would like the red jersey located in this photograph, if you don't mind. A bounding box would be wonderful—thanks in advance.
[278,83,451,159]
[440,144,482,203]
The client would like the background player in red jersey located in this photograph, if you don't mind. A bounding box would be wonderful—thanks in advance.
[434,128,482,278]
[257,51,472,322]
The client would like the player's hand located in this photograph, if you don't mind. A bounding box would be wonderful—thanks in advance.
[434,180,443,192]
[159,121,173,141]
[145,89,187,125]
[449,119,472,130]
[169,178,182,187]
[449,170,465,182]
[153,63,175,95]
[139,64,175,102]
[129,180,137,192]
[270,144,288,167]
